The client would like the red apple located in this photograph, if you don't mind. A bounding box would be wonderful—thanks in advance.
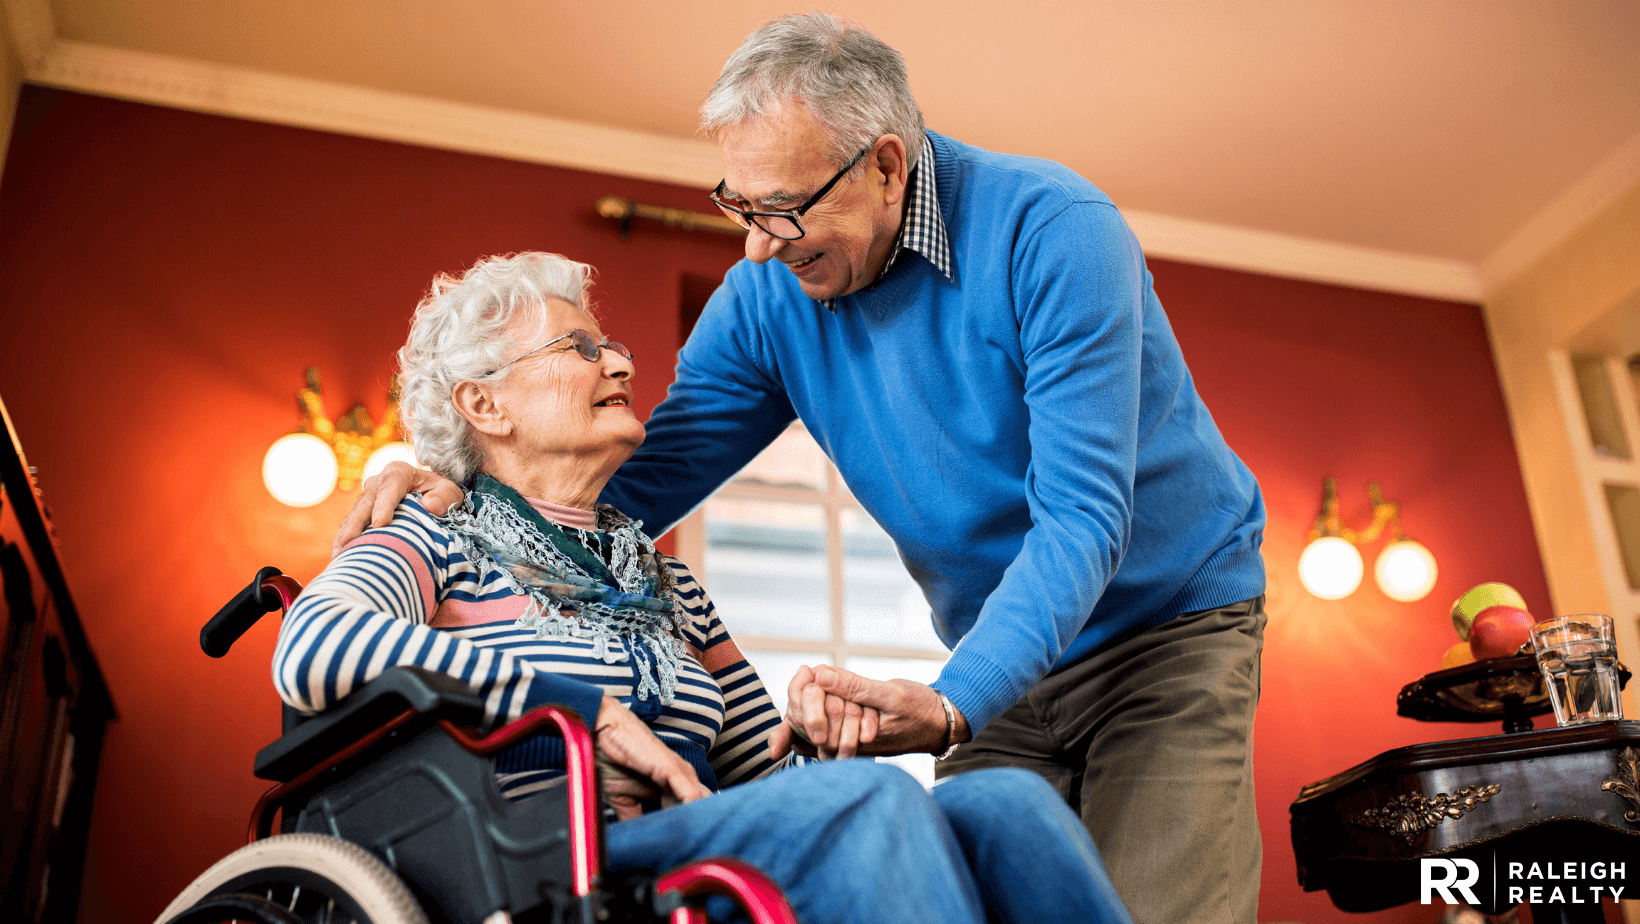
[1468,605,1536,660]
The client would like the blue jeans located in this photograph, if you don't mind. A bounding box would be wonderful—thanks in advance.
[933,768,1133,924]
[605,761,1131,924]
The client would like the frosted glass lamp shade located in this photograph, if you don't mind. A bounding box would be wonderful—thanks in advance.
[363,441,419,481]
[1374,539,1438,602]
[1299,536,1364,600]
[263,433,339,507]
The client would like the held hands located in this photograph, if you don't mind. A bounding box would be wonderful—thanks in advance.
[594,695,711,821]
[768,665,969,761]
[333,462,465,557]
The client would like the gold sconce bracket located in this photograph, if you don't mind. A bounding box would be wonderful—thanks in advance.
[1302,477,1436,602]
[295,367,402,491]
[1310,477,1401,545]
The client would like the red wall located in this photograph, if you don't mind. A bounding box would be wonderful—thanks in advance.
[0,88,1552,924]
[1149,260,1554,923]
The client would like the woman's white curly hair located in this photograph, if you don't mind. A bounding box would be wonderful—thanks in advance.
[396,252,594,483]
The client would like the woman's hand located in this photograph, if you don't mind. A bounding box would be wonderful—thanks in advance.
[333,462,466,556]
[594,695,711,819]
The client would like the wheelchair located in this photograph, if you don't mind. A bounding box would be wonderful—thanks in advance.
[156,567,798,924]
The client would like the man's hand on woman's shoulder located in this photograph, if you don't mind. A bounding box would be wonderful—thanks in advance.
[332,461,465,557]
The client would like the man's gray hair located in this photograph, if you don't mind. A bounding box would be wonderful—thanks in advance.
[701,12,926,170]
[396,252,593,484]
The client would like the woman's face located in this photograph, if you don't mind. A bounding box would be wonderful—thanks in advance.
[489,297,644,464]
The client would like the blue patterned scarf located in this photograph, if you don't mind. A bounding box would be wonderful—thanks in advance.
[439,473,686,703]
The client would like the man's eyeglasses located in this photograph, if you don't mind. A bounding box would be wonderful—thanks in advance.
[486,329,633,376]
[709,146,870,241]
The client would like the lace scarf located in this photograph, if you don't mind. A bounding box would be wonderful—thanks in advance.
[439,473,687,704]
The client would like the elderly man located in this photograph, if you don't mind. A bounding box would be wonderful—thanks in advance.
[347,13,1266,924]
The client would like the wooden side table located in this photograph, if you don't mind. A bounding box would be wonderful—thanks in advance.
[1292,721,1640,923]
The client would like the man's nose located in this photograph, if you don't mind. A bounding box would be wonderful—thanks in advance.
[743,224,785,264]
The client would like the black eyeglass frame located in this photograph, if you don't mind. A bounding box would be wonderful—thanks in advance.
[484,329,633,377]
[709,146,872,241]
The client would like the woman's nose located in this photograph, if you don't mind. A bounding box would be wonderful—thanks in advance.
[604,349,635,380]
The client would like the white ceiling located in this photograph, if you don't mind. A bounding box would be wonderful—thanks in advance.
[16,0,1640,296]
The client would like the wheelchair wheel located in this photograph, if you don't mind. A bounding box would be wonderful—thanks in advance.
[155,834,429,924]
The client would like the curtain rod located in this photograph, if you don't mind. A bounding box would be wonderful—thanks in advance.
[595,196,746,240]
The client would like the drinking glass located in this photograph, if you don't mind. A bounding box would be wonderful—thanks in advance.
[1529,613,1623,726]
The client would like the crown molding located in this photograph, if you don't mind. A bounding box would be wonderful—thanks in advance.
[27,39,725,189]
[1480,127,1640,294]
[2,0,53,69]
[6,25,1491,302]
[1124,210,1483,302]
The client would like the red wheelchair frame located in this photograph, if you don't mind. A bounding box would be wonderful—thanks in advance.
[158,567,798,924]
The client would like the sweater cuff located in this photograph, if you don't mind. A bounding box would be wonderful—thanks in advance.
[933,648,1027,736]
[522,671,605,732]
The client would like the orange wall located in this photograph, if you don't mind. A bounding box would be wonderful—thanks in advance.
[0,89,1550,924]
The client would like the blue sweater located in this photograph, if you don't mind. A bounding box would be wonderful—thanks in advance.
[604,131,1265,732]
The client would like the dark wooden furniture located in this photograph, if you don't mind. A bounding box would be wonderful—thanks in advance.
[0,396,115,923]
[1292,721,1640,922]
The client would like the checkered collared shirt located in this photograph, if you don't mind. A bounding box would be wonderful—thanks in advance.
[821,137,954,310]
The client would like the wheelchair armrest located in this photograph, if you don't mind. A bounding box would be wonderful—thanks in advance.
[253,666,487,782]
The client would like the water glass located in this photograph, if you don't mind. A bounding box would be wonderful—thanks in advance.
[1529,613,1623,726]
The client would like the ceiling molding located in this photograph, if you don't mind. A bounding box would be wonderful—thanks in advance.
[27,40,725,189]
[2,19,1487,302]
[1479,127,1640,294]
[1125,211,1482,302]
[2,0,53,68]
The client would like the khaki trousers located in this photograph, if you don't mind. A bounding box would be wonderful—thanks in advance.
[936,597,1266,924]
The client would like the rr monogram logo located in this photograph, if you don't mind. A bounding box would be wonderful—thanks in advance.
[1421,858,1480,904]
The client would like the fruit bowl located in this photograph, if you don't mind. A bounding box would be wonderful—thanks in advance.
[1396,654,1631,732]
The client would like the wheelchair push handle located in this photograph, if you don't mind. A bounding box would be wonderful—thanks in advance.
[201,566,304,658]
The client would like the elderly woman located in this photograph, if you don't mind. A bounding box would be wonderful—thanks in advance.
[274,252,1130,924]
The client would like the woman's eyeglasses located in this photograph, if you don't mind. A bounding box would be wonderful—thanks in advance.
[709,146,870,241]
[487,329,633,376]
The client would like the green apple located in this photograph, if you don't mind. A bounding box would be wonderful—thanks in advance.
[1450,582,1527,641]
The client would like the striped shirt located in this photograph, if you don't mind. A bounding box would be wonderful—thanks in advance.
[271,498,790,800]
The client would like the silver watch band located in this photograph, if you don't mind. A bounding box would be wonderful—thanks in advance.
[934,691,960,760]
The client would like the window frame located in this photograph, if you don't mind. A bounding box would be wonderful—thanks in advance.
[671,423,952,667]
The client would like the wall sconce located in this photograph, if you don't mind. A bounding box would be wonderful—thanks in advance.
[262,368,415,507]
[1298,478,1437,602]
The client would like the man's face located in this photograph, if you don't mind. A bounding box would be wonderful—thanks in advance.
[717,104,904,302]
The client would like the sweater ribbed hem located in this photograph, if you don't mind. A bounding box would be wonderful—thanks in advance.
[1161,543,1266,624]
[934,648,1027,736]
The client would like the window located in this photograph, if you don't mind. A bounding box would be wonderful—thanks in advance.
[1550,351,1640,711]
[673,423,949,784]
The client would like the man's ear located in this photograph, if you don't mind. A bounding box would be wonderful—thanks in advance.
[451,380,512,437]
[870,134,910,207]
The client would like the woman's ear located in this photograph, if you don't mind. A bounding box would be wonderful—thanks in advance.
[451,380,513,437]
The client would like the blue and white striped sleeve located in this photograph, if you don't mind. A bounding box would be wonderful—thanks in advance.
[271,499,605,729]
[667,557,793,786]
